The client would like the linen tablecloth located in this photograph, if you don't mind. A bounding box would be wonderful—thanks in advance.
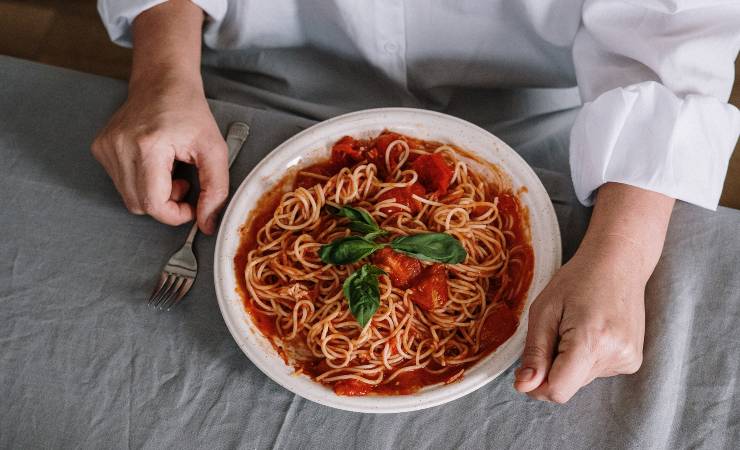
[1,56,739,449]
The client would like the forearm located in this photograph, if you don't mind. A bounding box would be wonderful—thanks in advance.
[129,0,205,92]
[577,182,675,283]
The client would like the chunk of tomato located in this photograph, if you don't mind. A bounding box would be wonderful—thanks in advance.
[376,182,426,215]
[411,153,453,194]
[374,131,403,153]
[371,131,405,178]
[330,136,365,168]
[409,264,449,311]
[372,248,422,289]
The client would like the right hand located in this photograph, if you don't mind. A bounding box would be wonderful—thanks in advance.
[91,76,228,234]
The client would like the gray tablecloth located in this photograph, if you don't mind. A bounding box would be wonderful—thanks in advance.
[1,56,739,450]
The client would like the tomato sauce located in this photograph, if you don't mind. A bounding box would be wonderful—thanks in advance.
[233,131,534,396]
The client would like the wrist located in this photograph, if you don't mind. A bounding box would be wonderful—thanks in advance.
[577,183,675,282]
[129,0,204,98]
[129,65,203,98]
[576,232,653,285]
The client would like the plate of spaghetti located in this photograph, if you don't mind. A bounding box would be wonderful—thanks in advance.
[214,108,560,413]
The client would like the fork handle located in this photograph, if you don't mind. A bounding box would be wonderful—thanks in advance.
[185,221,199,247]
[185,122,251,246]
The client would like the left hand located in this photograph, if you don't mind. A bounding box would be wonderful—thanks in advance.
[512,235,647,403]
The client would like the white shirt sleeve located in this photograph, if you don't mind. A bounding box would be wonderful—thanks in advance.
[97,0,227,47]
[570,0,740,210]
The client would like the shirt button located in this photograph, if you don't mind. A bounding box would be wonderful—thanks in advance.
[384,42,399,53]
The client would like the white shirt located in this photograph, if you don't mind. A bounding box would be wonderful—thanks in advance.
[99,0,740,210]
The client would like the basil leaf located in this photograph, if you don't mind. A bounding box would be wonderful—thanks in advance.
[363,230,388,241]
[347,221,384,236]
[343,264,386,327]
[319,236,383,265]
[327,205,387,239]
[390,233,467,264]
[336,205,376,225]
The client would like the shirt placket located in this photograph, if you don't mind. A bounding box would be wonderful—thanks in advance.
[373,0,408,90]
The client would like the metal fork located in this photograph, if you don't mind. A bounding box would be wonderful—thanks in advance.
[148,122,250,310]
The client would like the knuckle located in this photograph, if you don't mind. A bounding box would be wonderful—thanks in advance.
[583,321,642,373]
[112,136,128,157]
[91,135,113,160]
[584,321,618,352]
[134,132,156,151]
[109,131,123,147]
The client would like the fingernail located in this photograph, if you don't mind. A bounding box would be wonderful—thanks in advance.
[516,367,535,382]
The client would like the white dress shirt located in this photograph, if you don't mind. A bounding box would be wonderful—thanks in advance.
[99,0,740,210]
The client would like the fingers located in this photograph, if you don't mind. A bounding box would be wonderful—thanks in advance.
[514,299,560,393]
[136,143,195,225]
[527,333,595,403]
[92,135,145,214]
[193,135,229,235]
[93,127,221,230]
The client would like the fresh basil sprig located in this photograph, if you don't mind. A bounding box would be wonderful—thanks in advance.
[319,236,383,265]
[390,233,467,264]
[320,206,467,326]
[343,264,386,327]
[326,204,387,239]
[320,232,466,265]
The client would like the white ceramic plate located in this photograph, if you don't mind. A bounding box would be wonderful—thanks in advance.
[214,108,561,413]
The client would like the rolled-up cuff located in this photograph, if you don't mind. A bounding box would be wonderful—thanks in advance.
[98,0,227,47]
[570,81,740,210]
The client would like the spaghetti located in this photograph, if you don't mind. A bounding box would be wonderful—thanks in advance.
[235,131,534,396]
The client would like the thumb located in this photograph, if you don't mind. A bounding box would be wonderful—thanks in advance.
[514,299,560,393]
[193,135,229,234]
[529,333,595,403]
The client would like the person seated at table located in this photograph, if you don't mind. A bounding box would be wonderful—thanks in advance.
[91,0,740,403]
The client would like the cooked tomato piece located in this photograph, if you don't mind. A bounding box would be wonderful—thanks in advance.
[479,303,518,350]
[370,131,405,178]
[376,183,426,215]
[409,264,449,310]
[372,248,422,289]
[374,131,403,153]
[333,379,373,396]
[412,153,454,194]
[330,136,365,168]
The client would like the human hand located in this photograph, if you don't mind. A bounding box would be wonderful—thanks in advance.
[512,183,675,403]
[513,237,646,403]
[91,0,224,234]
[91,76,227,234]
